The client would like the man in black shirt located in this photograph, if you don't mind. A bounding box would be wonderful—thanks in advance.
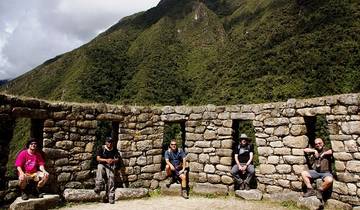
[231,134,255,190]
[94,137,119,204]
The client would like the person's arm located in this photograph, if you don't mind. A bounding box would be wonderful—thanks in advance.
[304,148,319,158]
[246,152,253,166]
[96,155,111,164]
[39,165,49,176]
[180,157,187,173]
[165,159,175,170]
[320,149,333,158]
[234,154,241,169]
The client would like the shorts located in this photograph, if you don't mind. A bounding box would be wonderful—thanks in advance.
[308,170,332,180]
[23,171,46,182]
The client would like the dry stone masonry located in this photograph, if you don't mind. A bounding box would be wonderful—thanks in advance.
[0,93,360,208]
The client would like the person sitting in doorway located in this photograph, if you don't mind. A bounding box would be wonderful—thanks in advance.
[165,139,188,199]
[94,137,119,204]
[231,134,255,190]
[15,138,49,200]
[301,137,333,200]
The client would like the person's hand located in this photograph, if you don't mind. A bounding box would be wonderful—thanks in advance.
[170,165,175,171]
[179,169,185,174]
[19,172,26,181]
[43,170,49,178]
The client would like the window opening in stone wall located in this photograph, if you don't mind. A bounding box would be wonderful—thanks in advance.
[92,121,119,168]
[304,115,330,148]
[5,118,44,181]
[232,120,258,166]
[161,122,186,170]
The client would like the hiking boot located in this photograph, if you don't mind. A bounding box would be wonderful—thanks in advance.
[303,189,316,197]
[181,189,189,199]
[35,187,45,198]
[109,197,115,204]
[94,186,102,194]
[21,192,29,200]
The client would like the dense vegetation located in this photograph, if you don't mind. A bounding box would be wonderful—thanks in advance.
[2,0,359,106]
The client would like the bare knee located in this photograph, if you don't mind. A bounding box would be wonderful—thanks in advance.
[301,171,310,178]
[324,176,333,184]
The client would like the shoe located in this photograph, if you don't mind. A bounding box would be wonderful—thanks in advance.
[181,190,189,199]
[244,183,250,190]
[94,186,102,194]
[303,189,316,197]
[109,197,115,204]
[21,192,29,200]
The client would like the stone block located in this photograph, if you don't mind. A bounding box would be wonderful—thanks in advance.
[218,127,232,136]
[274,148,291,155]
[195,141,211,148]
[283,136,308,148]
[333,181,349,195]
[283,156,306,165]
[115,188,149,200]
[341,121,360,135]
[219,157,232,166]
[331,141,345,152]
[274,126,289,136]
[208,174,221,183]
[266,185,283,194]
[216,149,232,157]
[276,165,292,174]
[192,183,228,196]
[231,113,255,120]
[263,191,300,202]
[204,164,215,173]
[346,160,360,172]
[290,125,307,136]
[9,195,61,210]
[63,189,104,202]
[259,164,276,174]
[204,130,216,140]
[296,106,330,116]
[221,175,233,184]
[297,196,323,210]
[344,140,358,152]
[258,147,273,156]
[269,141,283,148]
[189,162,204,172]
[333,152,353,161]
[235,189,263,200]
[325,199,352,210]
[160,183,181,196]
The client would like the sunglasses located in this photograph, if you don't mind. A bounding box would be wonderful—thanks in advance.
[170,144,177,146]
[30,143,37,145]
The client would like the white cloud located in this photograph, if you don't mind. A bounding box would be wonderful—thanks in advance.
[0,0,160,80]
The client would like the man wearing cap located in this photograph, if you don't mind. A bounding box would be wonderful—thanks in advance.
[231,134,255,190]
[15,138,49,200]
[94,137,119,204]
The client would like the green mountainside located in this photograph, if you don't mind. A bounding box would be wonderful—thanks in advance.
[2,0,360,105]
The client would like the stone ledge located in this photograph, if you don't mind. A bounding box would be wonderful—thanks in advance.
[235,189,262,200]
[297,196,323,210]
[192,183,228,196]
[160,183,182,196]
[63,188,149,202]
[9,194,60,210]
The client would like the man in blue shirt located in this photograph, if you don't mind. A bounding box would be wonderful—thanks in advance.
[164,139,188,199]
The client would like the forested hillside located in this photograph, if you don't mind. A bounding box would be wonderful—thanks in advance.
[2,0,359,105]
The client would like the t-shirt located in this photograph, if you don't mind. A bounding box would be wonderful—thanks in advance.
[309,147,333,173]
[96,145,119,160]
[235,144,254,164]
[165,148,185,168]
[15,149,45,174]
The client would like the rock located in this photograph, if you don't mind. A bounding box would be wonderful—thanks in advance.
[283,136,308,148]
[263,191,300,202]
[9,194,61,210]
[115,188,149,200]
[326,199,353,210]
[193,183,228,196]
[341,121,360,135]
[235,189,263,200]
[63,189,105,202]
[297,196,323,210]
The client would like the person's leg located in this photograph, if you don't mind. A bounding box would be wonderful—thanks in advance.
[165,165,172,177]
[302,170,318,197]
[231,165,244,189]
[106,166,116,204]
[18,173,29,200]
[244,164,255,190]
[179,173,188,199]
[35,171,49,197]
[320,174,333,192]
[95,164,105,193]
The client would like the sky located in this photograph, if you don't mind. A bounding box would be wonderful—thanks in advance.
[0,0,161,80]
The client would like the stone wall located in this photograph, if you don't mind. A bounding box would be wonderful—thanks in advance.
[0,93,359,206]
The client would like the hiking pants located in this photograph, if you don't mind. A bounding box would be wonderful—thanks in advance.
[95,164,115,199]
